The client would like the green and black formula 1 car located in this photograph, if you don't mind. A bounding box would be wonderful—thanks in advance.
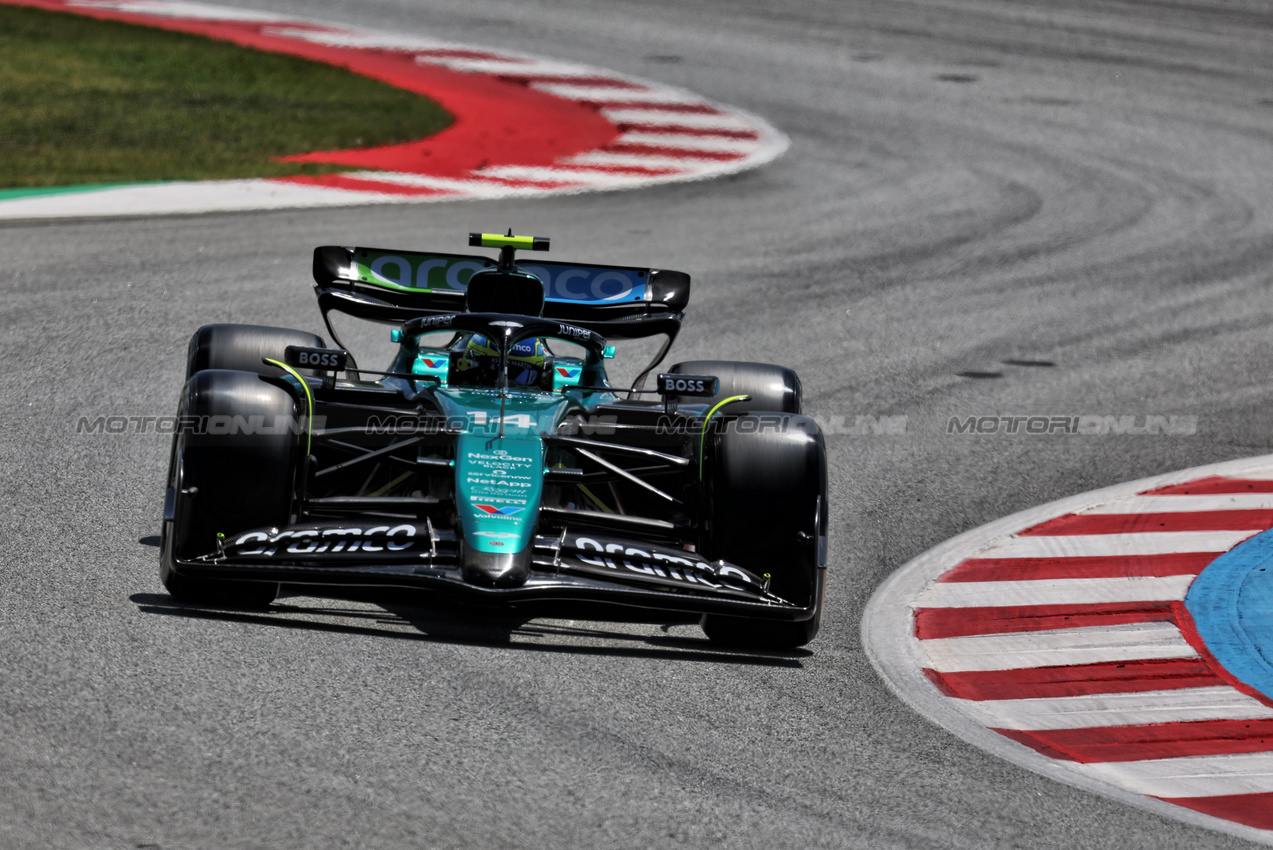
[161,233,827,648]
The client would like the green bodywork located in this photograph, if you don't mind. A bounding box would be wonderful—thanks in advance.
[373,330,618,558]
[431,388,566,555]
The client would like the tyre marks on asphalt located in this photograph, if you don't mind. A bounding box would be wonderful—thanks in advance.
[865,458,1273,844]
[0,0,787,218]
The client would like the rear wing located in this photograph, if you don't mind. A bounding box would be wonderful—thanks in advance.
[312,246,690,339]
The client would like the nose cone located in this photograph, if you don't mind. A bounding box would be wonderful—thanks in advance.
[460,544,531,587]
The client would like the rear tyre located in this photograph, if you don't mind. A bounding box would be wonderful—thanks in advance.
[667,360,801,413]
[700,413,827,649]
[186,323,325,379]
[160,369,296,607]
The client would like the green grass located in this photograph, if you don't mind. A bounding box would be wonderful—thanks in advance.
[0,4,453,189]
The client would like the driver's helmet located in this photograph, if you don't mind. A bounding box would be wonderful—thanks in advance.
[452,334,551,389]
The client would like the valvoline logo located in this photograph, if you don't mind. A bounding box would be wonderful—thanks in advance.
[555,367,581,379]
[421,358,446,369]
[475,504,523,516]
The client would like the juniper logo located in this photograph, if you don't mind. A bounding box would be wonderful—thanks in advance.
[946,415,1198,436]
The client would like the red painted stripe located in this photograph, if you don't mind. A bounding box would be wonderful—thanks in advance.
[600,143,746,161]
[1155,793,1273,831]
[555,163,685,176]
[914,602,1173,639]
[616,125,760,140]
[476,173,586,188]
[1019,510,1273,536]
[1142,476,1273,495]
[572,98,711,111]
[495,74,642,87]
[528,77,646,89]
[511,76,646,88]
[616,118,743,133]
[586,101,724,115]
[937,553,1216,583]
[923,658,1221,701]
[995,719,1273,763]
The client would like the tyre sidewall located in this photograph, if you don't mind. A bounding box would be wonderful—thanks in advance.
[160,369,296,604]
[699,413,827,648]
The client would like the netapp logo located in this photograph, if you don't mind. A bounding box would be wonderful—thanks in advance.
[467,477,532,488]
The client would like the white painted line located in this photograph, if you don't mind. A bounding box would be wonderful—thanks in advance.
[530,84,702,105]
[69,0,283,22]
[343,171,585,195]
[1084,753,1273,798]
[564,152,729,170]
[416,57,590,76]
[599,108,754,131]
[262,28,461,53]
[961,686,1273,731]
[917,575,1196,608]
[478,166,679,188]
[920,622,1197,673]
[614,131,763,153]
[1083,495,1273,514]
[969,530,1255,560]
[0,179,406,218]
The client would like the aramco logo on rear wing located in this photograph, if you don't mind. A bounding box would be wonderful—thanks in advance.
[357,252,647,303]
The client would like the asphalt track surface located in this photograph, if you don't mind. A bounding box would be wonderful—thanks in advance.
[3,0,1273,847]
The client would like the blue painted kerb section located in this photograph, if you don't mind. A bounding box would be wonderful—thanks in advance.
[1185,528,1273,701]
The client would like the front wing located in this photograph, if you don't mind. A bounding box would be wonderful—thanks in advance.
[170,523,822,622]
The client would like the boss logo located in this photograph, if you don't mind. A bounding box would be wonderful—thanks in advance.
[284,345,348,371]
[656,374,720,397]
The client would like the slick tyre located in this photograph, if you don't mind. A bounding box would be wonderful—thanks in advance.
[160,369,296,607]
[700,413,827,649]
[186,323,326,379]
[667,360,801,413]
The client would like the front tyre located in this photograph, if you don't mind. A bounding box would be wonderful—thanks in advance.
[667,360,801,413]
[186,323,325,379]
[700,413,827,649]
[160,369,296,607]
